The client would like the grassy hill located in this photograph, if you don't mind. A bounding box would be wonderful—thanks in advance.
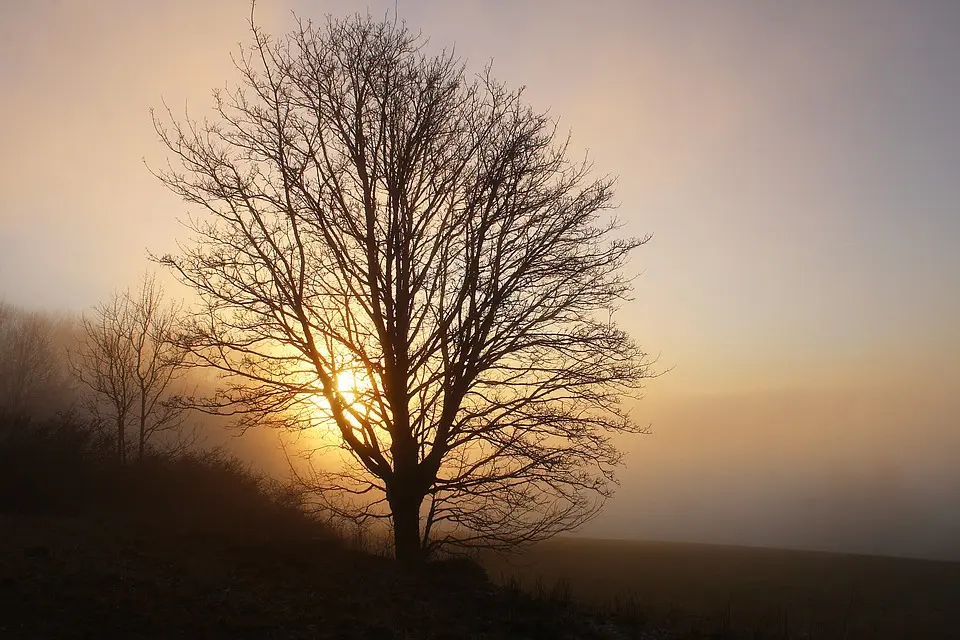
[0,415,657,639]
[0,514,641,639]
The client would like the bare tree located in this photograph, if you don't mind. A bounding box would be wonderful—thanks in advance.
[153,12,652,562]
[71,274,191,463]
[0,302,74,420]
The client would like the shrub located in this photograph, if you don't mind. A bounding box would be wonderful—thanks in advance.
[0,412,108,513]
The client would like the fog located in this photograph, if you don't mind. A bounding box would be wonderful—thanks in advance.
[583,333,960,560]
[590,377,960,561]
[2,0,959,562]
[233,350,960,561]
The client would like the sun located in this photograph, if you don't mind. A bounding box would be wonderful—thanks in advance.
[334,369,371,406]
[308,368,372,428]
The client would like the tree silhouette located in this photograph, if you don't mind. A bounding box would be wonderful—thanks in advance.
[71,274,192,463]
[0,302,74,420]
[154,12,651,562]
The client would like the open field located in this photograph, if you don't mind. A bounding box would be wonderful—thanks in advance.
[482,537,960,639]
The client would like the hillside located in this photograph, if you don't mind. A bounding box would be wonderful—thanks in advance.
[2,413,955,639]
[0,514,668,639]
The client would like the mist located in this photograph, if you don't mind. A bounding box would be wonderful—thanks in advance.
[3,0,959,563]
[588,379,960,561]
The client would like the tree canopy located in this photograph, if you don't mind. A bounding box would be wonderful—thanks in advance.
[154,12,651,562]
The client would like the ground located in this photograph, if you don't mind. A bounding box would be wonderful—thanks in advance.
[482,537,960,639]
[0,515,658,640]
[4,516,959,638]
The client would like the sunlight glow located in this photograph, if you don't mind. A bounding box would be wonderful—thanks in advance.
[308,368,373,432]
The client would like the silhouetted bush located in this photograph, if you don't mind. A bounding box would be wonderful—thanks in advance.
[0,411,109,514]
[106,449,330,541]
[428,554,490,588]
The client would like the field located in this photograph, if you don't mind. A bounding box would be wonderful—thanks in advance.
[482,537,960,639]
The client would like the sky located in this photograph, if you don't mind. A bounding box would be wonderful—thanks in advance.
[1,0,958,559]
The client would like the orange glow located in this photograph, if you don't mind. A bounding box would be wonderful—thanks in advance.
[308,368,373,432]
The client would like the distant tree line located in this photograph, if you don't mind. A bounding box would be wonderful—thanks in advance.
[0,273,195,462]
[0,284,322,541]
[0,301,75,420]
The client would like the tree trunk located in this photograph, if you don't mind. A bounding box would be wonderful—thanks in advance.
[138,400,146,461]
[117,418,125,464]
[389,485,424,565]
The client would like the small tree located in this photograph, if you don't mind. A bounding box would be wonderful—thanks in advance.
[72,274,191,462]
[154,13,651,562]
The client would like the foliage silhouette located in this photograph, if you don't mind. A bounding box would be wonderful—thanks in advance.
[0,411,323,541]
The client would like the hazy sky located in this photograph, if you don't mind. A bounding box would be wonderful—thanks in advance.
[2,1,958,559]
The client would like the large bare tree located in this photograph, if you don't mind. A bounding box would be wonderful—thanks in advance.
[71,274,191,463]
[154,12,651,562]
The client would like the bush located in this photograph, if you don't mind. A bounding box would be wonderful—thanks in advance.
[0,412,109,513]
[107,449,330,541]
